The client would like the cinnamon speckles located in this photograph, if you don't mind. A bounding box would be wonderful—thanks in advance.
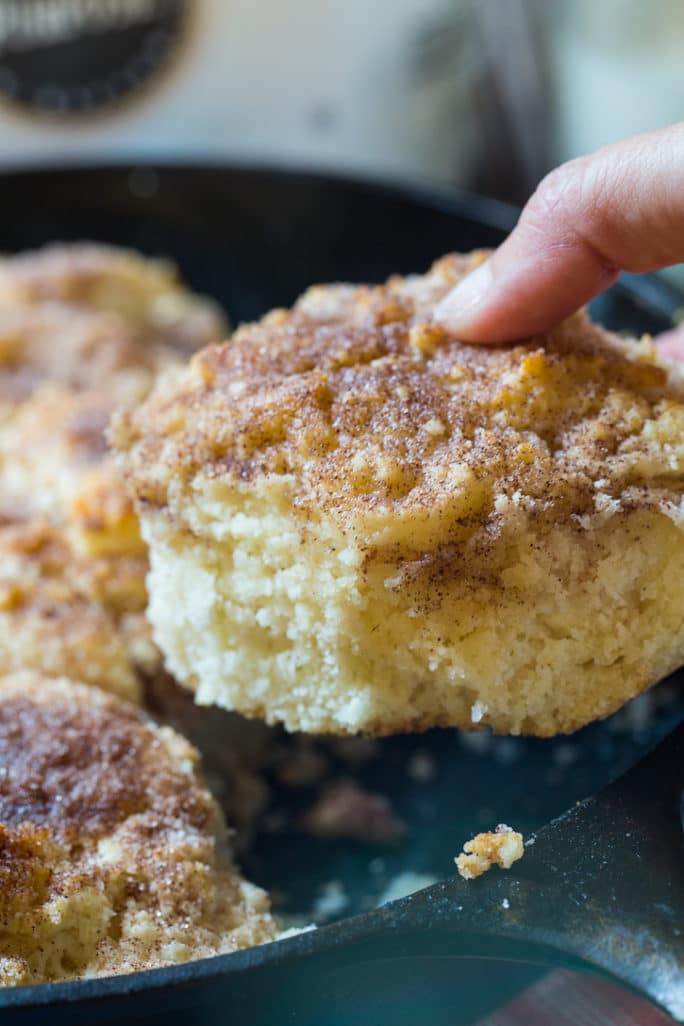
[112,253,684,736]
[114,252,684,571]
[0,675,206,845]
[0,674,277,985]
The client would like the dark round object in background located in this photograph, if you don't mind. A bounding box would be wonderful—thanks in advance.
[0,0,186,116]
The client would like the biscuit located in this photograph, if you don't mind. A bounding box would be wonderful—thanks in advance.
[0,384,139,539]
[0,673,277,985]
[0,243,226,417]
[0,242,226,355]
[113,253,684,735]
[0,302,175,413]
[0,386,157,698]
[0,520,150,703]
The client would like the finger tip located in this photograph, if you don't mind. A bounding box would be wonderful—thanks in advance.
[433,318,499,343]
[433,301,521,343]
[433,304,498,343]
[433,261,494,336]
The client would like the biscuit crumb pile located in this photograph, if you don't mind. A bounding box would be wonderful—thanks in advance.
[455,824,524,880]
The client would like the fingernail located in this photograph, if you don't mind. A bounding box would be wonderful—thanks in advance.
[434,261,493,332]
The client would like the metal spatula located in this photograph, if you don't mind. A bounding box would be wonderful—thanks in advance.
[201,718,683,1025]
[383,714,683,1021]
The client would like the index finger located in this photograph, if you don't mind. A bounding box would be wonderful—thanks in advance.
[435,123,684,342]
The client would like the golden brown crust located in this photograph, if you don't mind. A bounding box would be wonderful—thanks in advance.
[0,386,156,699]
[0,243,227,416]
[0,384,139,532]
[0,674,276,983]
[0,302,176,411]
[0,823,59,921]
[0,242,227,355]
[0,675,209,845]
[0,519,151,701]
[0,242,232,706]
[455,824,525,880]
[115,251,683,574]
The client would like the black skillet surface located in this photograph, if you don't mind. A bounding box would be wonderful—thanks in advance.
[0,165,682,1026]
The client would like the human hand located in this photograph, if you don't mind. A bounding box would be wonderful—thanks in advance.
[435,122,684,346]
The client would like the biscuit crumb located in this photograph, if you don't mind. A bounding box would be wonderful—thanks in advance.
[455,824,524,880]
[470,701,488,724]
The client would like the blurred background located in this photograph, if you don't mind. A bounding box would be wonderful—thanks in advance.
[0,0,681,205]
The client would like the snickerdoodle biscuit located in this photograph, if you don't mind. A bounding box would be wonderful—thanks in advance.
[114,253,684,736]
[0,673,277,986]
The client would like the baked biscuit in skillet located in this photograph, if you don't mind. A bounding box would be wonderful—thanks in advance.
[0,243,226,363]
[0,243,226,418]
[0,383,140,541]
[0,674,277,986]
[0,386,156,699]
[0,520,151,703]
[114,252,684,736]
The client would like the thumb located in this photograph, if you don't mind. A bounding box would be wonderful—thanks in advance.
[435,123,684,342]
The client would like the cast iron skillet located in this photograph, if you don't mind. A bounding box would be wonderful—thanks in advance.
[0,165,681,1026]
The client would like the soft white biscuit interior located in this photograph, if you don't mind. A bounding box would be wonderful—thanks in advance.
[142,473,684,735]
